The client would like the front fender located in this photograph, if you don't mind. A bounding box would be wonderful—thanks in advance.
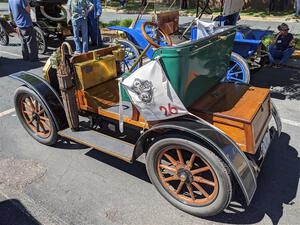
[134,116,257,205]
[10,71,67,130]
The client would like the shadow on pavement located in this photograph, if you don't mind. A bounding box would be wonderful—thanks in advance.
[251,66,300,101]
[207,132,299,225]
[0,57,44,78]
[0,199,41,225]
[85,149,151,183]
[52,137,89,150]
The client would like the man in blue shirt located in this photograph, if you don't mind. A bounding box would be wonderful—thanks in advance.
[87,0,103,47]
[8,0,38,61]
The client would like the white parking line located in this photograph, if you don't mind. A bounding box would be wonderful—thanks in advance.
[281,118,300,128]
[0,50,22,58]
[0,50,46,63]
[0,108,15,118]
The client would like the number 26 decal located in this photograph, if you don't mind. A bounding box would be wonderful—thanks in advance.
[159,103,179,117]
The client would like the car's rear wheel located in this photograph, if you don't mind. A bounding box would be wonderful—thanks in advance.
[14,86,57,145]
[0,22,9,46]
[34,26,47,54]
[146,137,232,217]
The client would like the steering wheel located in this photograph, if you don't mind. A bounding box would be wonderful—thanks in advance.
[141,21,172,48]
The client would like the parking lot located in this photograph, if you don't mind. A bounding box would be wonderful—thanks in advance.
[1,25,300,225]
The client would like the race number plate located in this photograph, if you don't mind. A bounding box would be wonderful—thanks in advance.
[260,129,271,160]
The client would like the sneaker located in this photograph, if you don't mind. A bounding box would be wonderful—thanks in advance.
[73,51,81,56]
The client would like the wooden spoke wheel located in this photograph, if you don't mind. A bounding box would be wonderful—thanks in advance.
[141,21,172,48]
[157,146,219,206]
[14,86,58,145]
[146,136,232,217]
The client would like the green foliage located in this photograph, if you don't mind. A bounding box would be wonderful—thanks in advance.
[100,19,133,28]
[262,34,300,50]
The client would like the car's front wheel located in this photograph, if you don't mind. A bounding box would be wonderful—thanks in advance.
[14,86,58,145]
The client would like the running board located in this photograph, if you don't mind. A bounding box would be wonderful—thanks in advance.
[58,127,135,163]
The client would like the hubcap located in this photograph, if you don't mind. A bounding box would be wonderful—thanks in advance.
[156,146,219,206]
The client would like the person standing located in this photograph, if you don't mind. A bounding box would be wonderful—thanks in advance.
[268,23,295,67]
[67,0,94,54]
[87,0,103,47]
[296,0,300,16]
[8,0,38,61]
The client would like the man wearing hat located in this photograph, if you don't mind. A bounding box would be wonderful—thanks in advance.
[268,23,295,67]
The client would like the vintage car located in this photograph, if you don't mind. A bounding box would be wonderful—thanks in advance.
[10,21,281,217]
[0,0,70,53]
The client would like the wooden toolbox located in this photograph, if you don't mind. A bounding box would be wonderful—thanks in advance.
[190,83,271,154]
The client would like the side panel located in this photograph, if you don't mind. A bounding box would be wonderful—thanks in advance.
[10,71,67,130]
[134,117,257,205]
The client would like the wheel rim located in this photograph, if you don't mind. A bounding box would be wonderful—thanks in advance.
[226,57,247,83]
[36,30,45,52]
[0,25,8,45]
[119,41,139,72]
[20,95,52,138]
[156,146,219,206]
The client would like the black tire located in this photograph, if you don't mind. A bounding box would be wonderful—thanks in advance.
[0,22,9,46]
[146,136,232,217]
[14,86,58,145]
[117,39,142,73]
[34,26,47,54]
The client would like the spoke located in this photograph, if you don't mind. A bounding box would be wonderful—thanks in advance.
[191,166,210,175]
[40,120,51,131]
[23,110,32,115]
[187,153,196,169]
[163,153,177,165]
[186,184,195,201]
[39,121,47,132]
[35,99,39,112]
[192,182,209,198]
[164,175,179,182]
[36,121,40,133]
[228,63,238,72]
[159,164,176,173]
[176,149,184,165]
[38,108,45,115]
[39,116,49,122]
[176,181,185,194]
[28,97,36,111]
[23,101,32,111]
[194,176,215,187]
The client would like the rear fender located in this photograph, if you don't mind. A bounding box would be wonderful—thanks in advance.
[10,71,67,130]
[133,116,257,205]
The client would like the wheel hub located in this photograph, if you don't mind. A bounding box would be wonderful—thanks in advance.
[177,168,193,184]
[31,111,40,121]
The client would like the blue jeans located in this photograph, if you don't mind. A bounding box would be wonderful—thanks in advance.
[268,45,295,64]
[72,18,88,53]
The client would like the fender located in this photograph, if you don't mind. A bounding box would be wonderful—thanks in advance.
[108,26,154,58]
[10,71,67,130]
[133,116,257,205]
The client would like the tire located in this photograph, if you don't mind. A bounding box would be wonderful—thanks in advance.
[34,26,47,54]
[14,86,58,145]
[0,22,9,46]
[117,39,142,73]
[146,136,232,217]
[226,52,250,84]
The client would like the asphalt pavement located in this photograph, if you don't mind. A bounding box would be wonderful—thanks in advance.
[0,10,300,225]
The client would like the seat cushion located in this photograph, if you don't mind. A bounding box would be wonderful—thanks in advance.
[74,55,117,90]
